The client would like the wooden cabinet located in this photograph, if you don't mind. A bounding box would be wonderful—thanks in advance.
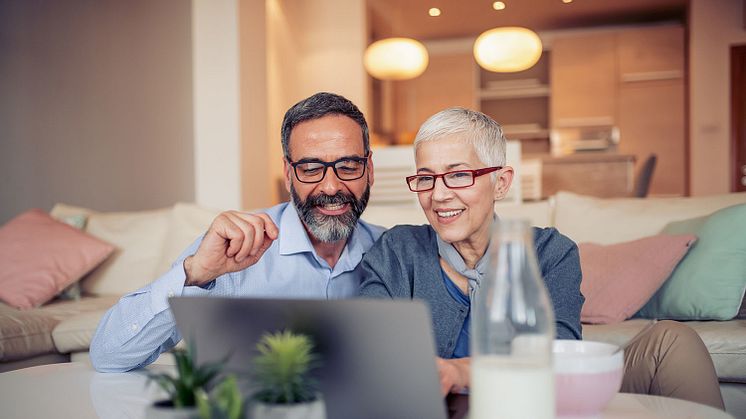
[550,25,685,196]
[540,153,635,198]
[617,25,685,196]
[390,52,476,138]
[550,33,617,127]
[617,26,684,79]
[478,52,551,154]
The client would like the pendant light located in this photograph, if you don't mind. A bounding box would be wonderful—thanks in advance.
[473,27,542,72]
[364,37,429,81]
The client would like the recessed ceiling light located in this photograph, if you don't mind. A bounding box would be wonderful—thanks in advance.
[562,0,573,3]
[493,1,506,11]
[428,7,441,17]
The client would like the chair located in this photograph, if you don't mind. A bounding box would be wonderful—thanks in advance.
[633,154,657,198]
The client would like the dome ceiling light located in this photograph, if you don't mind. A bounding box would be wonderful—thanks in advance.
[364,38,429,81]
[473,27,543,73]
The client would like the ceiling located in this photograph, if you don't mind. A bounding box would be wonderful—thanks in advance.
[368,0,688,41]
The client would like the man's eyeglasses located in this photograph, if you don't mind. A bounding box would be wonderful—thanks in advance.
[406,167,501,192]
[287,156,369,183]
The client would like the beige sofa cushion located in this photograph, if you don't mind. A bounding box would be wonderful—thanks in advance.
[362,200,553,229]
[584,319,746,383]
[553,191,746,244]
[52,309,109,353]
[0,296,118,361]
[155,202,222,275]
[81,208,171,295]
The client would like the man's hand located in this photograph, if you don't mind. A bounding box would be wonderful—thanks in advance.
[436,357,471,396]
[183,211,279,287]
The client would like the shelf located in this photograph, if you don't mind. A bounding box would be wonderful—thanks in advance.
[479,85,550,99]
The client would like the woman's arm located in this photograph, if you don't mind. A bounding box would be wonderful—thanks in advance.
[436,357,471,395]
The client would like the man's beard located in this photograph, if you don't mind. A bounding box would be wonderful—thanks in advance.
[290,182,371,243]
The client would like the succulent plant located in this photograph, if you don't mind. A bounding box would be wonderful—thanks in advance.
[196,374,245,419]
[252,330,321,404]
[147,341,225,408]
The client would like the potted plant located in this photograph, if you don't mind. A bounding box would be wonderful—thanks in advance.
[196,374,245,419]
[249,330,325,419]
[145,342,228,418]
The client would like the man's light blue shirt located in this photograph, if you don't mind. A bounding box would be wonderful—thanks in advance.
[90,202,384,372]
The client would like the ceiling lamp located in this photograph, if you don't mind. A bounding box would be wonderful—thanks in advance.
[364,38,429,81]
[473,27,543,72]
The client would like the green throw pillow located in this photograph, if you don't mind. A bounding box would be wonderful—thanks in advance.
[637,204,746,320]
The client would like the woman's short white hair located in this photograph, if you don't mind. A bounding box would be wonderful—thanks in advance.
[413,107,506,167]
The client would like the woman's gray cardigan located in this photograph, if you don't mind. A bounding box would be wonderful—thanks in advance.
[359,224,584,359]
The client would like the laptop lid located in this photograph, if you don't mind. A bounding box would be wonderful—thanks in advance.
[169,296,448,419]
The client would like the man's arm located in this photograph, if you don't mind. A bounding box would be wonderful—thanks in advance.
[90,211,279,372]
[89,242,199,372]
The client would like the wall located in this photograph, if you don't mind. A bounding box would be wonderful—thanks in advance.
[239,0,271,210]
[192,0,241,210]
[0,0,194,224]
[267,0,368,203]
[690,0,746,195]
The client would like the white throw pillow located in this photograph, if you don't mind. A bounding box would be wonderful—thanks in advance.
[155,202,222,275]
[494,200,554,228]
[553,191,746,245]
[81,207,172,295]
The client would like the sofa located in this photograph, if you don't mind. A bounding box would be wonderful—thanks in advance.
[1,192,745,415]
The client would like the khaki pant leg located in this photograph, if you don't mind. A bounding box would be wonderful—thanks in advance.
[620,320,724,410]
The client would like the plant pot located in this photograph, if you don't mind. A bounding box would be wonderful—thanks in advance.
[144,400,199,419]
[248,397,326,419]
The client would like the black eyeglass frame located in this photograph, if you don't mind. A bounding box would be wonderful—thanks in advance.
[287,155,370,184]
[405,166,502,192]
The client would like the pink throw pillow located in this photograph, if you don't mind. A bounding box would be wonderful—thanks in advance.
[0,209,114,309]
[579,234,697,324]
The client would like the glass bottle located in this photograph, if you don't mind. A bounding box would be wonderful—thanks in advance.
[471,218,556,419]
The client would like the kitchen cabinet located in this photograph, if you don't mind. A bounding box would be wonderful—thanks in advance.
[390,52,476,139]
[550,33,617,127]
[478,52,551,154]
[540,153,635,198]
[616,25,685,196]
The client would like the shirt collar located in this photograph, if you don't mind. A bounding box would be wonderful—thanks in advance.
[276,202,370,272]
[278,203,315,256]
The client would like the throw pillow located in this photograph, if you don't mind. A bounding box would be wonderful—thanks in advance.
[579,234,697,324]
[638,204,746,320]
[155,202,221,276]
[553,191,746,244]
[55,214,89,301]
[79,207,172,295]
[0,209,114,309]
[738,295,746,320]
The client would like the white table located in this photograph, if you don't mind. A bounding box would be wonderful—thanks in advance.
[0,362,734,419]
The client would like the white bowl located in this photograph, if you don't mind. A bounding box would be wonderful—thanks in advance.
[553,340,624,418]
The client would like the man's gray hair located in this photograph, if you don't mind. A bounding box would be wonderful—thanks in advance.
[413,107,506,167]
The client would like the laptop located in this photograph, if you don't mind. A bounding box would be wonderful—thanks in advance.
[169,296,448,419]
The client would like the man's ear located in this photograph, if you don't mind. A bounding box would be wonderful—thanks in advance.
[367,149,374,187]
[493,166,515,201]
[283,158,292,194]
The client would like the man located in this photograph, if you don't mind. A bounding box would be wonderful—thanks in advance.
[90,92,384,372]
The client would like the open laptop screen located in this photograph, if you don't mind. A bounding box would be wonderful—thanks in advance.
[170,296,447,419]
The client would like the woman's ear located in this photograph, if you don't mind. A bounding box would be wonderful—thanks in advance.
[493,166,515,201]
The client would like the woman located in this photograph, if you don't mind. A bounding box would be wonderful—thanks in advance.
[359,107,724,410]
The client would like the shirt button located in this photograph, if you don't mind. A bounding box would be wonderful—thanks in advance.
[130,323,138,331]
[167,291,175,298]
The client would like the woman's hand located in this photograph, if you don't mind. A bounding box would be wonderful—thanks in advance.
[436,357,471,396]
